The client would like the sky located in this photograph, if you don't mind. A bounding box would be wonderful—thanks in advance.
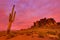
[0,0,60,31]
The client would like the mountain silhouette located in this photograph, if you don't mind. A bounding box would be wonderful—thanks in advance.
[31,18,60,29]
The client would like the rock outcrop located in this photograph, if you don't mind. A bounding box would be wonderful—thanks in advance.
[32,18,60,28]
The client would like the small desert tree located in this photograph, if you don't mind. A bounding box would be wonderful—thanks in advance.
[7,5,16,34]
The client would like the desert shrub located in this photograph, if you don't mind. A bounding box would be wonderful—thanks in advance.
[38,34,44,38]
[0,35,1,37]
[47,31,56,35]
[0,32,6,37]
[58,33,60,37]
[26,32,32,36]
[38,32,44,38]
[26,33,31,36]
[19,32,24,35]
[58,33,60,40]
[7,33,16,39]
[49,37,58,40]
[10,34,15,37]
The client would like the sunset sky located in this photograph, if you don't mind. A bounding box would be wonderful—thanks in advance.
[0,0,60,31]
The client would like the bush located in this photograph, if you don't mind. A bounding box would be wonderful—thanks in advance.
[26,33,31,36]
[7,33,16,39]
[49,37,58,40]
[38,34,44,38]
[58,33,60,40]
[47,31,56,35]
[38,32,44,38]
[19,32,24,35]
[26,32,32,36]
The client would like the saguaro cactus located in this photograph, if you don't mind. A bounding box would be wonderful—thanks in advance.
[7,5,16,34]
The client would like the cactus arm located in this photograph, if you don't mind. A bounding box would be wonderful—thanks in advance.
[12,5,15,16]
[12,11,16,22]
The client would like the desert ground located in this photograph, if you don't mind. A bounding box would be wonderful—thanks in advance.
[0,28,60,40]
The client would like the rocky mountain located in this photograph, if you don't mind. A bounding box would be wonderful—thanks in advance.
[31,18,60,29]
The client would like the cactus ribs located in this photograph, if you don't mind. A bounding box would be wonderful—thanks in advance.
[7,5,16,34]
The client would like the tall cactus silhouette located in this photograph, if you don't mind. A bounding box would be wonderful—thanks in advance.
[7,5,16,34]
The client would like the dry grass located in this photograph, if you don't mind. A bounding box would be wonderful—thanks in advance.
[0,28,60,40]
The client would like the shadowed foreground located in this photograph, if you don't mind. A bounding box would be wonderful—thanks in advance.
[0,28,60,40]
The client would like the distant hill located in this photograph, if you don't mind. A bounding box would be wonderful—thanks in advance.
[31,18,60,29]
